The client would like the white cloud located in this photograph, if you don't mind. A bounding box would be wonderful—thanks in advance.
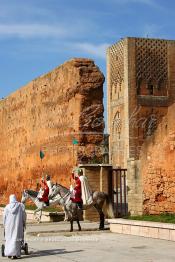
[124,0,154,4]
[72,42,109,59]
[129,0,160,8]
[0,23,70,38]
[0,20,100,40]
[112,0,152,4]
[108,0,161,9]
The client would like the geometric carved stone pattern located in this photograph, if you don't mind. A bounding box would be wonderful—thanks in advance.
[136,38,168,85]
[109,40,124,95]
[112,111,121,138]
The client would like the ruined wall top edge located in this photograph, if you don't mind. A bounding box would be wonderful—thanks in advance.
[0,57,105,104]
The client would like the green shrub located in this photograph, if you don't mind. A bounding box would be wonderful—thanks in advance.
[124,213,175,223]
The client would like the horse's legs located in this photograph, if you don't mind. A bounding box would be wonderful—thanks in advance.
[70,220,73,232]
[99,213,105,230]
[93,204,105,230]
[34,205,43,223]
[39,210,42,223]
[77,220,81,231]
[33,208,41,222]
[64,206,68,221]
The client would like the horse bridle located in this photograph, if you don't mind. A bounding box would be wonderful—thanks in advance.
[21,190,28,203]
[57,190,71,205]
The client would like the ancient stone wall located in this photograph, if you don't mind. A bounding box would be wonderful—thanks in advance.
[0,58,104,203]
[141,103,175,214]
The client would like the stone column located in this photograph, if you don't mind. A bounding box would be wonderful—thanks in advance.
[127,158,143,215]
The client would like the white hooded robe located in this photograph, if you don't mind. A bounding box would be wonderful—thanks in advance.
[3,198,26,257]
[79,175,93,206]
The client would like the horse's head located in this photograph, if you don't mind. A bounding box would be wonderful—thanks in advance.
[50,184,61,198]
[21,189,38,204]
[21,190,29,204]
[56,184,70,198]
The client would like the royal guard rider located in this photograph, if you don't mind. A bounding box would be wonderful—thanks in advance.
[46,175,53,198]
[38,177,49,206]
[71,167,93,207]
[70,169,83,209]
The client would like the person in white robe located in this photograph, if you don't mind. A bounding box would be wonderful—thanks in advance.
[3,194,26,259]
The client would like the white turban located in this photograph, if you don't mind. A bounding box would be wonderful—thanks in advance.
[9,194,17,203]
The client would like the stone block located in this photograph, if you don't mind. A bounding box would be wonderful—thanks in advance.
[158,228,170,240]
[122,224,131,234]
[139,226,149,237]
[130,225,140,235]
[110,224,123,234]
[169,230,175,241]
[148,227,159,239]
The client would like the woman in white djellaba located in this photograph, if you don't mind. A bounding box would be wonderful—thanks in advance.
[3,194,26,259]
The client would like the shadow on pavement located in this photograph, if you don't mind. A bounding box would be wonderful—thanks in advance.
[21,248,83,259]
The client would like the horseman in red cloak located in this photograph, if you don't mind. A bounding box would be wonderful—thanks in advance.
[70,170,83,209]
[70,167,93,209]
[38,178,49,206]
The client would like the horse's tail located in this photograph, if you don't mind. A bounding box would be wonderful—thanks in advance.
[102,194,114,218]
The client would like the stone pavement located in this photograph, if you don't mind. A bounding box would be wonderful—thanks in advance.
[0,217,175,261]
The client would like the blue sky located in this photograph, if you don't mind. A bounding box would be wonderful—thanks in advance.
[0,0,175,122]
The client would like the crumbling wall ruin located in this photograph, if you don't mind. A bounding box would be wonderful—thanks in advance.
[141,103,175,214]
[0,58,104,203]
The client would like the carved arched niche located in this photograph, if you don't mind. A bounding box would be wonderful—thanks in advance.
[112,111,121,141]
[112,80,124,100]
[137,78,167,96]
[137,78,147,95]
[144,114,157,137]
[111,110,125,166]
[154,79,168,96]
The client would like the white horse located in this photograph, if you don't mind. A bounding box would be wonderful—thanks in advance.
[55,183,114,232]
[21,189,64,223]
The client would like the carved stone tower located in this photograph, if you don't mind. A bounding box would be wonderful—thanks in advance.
[107,37,175,168]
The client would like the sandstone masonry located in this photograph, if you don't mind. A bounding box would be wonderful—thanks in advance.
[107,37,175,215]
[0,58,104,203]
[141,103,175,214]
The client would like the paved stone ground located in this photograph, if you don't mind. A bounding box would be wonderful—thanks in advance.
[0,217,175,261]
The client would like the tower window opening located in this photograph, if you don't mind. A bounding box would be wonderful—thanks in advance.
[147,84,154,95]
